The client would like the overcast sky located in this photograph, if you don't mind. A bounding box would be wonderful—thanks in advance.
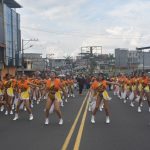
[17,0,150,58]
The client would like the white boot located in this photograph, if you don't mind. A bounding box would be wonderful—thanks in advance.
[123,99,127,103]
[91,115,95,124]
[130,102,134,107]
[99,107,103,112]
[12,105,15,110]
[138,106,141,113]
[5,111,8,115]
[106,116,110,124]
[45,118,49,125]
[0,106,4,112]
[65,99,68,102]
[13,113,19,121]
[59,118,63,125]
[10,110,13,115]
[149,107,150,112]
[61,101,64,107]
[29,114,34,121]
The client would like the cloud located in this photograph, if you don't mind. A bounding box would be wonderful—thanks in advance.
[16,0,150,57]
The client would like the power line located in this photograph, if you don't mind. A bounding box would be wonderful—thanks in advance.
[21,26,146,39]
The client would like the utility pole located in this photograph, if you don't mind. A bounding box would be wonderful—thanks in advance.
[21,39,38,74]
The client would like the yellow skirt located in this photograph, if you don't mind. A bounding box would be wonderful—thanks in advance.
[55,91,62,102]
[0,89,3,96]
[7,87,14,97]
[102,90,109,101]
[144,86,150,93]
[20,91,29,100]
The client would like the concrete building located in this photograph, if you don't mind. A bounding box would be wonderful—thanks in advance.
[75,53,115,74]
[0,0,21,78]
[51,59,66,68]
[138,51,150,70]
[50,58,74,74]
[0,0,5,70]
[128,50,140,69]
[23,53,46,72]
[115,48,150,72]
[115,48,129,68]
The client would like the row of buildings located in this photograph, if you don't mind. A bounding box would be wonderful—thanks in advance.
[0,0,149,77]
[115,48,150,72]
[21,53,74,75]
[0,0,21,77]
[22,48,150,76]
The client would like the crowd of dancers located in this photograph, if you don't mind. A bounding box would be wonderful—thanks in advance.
[0,72,77,125]
[0,72,150,125]
[88,73,150,124]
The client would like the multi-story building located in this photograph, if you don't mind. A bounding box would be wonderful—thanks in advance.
[138,51,150,70]
[115,48,150,73]
[23,53,46,72]
[115,48,129,68]
[0,0,21,78]
[128,51,140,69]
[0,0,5,70]
[50,58,74,74]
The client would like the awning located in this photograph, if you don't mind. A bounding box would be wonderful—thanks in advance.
[4,0,22,8]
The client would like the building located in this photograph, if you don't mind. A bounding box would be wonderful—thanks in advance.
[0,0,21,78]
[75,53,115,74]
[115,48,129,68]
[23,53,46,73]
[0,0,5,70]
[115,48,150,73]
[50,58,74,74]
[128,51,140,69]
[51,59,66,69]
[138,51,150,70]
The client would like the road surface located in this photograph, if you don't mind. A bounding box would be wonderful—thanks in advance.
[0,91,150,150]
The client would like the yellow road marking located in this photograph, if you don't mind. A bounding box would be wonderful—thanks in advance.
[61,92,89,150]
[73,96,89,150]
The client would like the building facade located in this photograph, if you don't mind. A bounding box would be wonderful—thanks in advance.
[0,0,5,70]
[23,53,46,72]
[0,0,21,78]
[115,48,150,72]
[138,51,150,70]
[128,50,140,69]
[115,48,129,68]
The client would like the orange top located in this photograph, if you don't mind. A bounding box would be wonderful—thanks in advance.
[23,80,29,89]
[46,78,61,90]
[54,78,61,90]
[18,80,29,90]
[91,80,99,90]
[102,80,107,89]
[46,79,51,88]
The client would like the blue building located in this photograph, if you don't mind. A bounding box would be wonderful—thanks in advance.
[0,0,21,77]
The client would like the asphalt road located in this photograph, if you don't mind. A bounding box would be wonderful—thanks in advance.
[0,91,150,150]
